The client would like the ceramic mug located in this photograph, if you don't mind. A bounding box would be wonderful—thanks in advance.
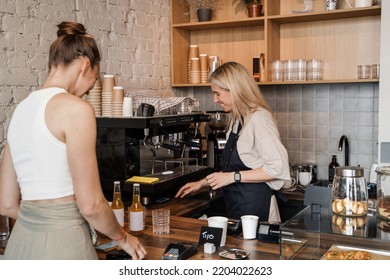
[354,0,374,7]
[284,177,297,188]
[298,172,312,186]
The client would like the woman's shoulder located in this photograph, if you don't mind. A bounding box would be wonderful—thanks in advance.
[249,108,274,124]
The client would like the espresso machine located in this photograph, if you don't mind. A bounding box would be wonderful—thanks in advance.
[206,111,228,171]
[95,113,213,204]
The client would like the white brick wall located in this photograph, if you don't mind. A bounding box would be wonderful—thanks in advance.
[0,0,172,151]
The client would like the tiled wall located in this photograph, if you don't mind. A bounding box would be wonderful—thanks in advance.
[192,83,379,181]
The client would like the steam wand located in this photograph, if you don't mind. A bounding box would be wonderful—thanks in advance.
[143,128,156,174]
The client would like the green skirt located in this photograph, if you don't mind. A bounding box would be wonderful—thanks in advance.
[4,200,98,260]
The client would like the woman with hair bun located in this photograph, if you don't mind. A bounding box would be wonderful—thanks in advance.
[0,22,146,259]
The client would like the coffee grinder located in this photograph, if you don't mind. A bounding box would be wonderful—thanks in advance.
[206,111,228,171]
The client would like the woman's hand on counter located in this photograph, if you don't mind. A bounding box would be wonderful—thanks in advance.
[116,231,147,260]
[175,178,208,198]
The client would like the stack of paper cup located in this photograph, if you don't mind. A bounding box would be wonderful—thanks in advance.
[102,74,115,117]
[190,57,201,84]
[122,96,133,117]
[85,79,102,116]
[199,54,209,84]
[112,86,124,117]
[188,45,199,83]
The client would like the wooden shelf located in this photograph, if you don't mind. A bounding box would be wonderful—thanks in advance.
[172,79,379,88]
[172,17,265,30]
[170,0,381,86]
[268,6,381,24]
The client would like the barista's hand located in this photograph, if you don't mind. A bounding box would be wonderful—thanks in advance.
[116,231,147,260]
[206,172,235,190]
[175,179,207,198]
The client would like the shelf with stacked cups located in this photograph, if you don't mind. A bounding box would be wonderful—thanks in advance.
[187,45,219,86]
[85,79,102,117]
[101,74,115,117]
[87,74,133,119]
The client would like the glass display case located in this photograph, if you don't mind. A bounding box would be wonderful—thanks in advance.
[280,205,390,260]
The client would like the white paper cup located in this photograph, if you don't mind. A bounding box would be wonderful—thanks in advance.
[241,215,259,239]
[207,216,228,246]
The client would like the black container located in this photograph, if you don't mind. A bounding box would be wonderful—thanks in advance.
[137,103,155,117]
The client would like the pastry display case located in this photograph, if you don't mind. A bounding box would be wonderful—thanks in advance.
[280,205,390,260]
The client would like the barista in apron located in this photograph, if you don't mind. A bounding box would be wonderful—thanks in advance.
[220,124,273,221]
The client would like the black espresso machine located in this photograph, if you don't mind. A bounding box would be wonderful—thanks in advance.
[95,113,213,204]
[206,111,228,171]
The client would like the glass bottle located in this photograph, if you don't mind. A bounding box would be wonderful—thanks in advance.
[111,181,124,227]
[328,155,339,182]
[129,183,144,236]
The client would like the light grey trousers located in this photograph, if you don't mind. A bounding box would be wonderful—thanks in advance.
[4,200,98,260]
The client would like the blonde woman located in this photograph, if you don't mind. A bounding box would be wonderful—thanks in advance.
[0,22,146,259]
[176,62,290,221]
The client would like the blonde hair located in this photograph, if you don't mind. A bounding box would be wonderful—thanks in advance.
[209,61,275,129]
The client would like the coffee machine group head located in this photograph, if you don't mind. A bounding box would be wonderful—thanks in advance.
[206,111,228,171]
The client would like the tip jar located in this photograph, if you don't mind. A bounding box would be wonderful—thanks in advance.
[331,166,368,217]
[376,166,390,220]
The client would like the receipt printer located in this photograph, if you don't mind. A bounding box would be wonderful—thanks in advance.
[256,222,280,243]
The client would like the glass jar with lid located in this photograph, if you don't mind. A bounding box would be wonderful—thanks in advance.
[332,166,368,217]
[376,166,390,221]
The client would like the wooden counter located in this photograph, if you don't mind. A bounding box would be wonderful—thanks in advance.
[0,196,281,260]
[97,214,281,260]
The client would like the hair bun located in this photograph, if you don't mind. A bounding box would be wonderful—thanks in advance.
[57,21,87,37]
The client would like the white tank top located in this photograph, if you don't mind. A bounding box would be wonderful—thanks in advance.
[7,87,74,200]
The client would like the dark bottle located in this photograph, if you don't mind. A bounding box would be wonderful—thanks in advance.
[328,155,339,182]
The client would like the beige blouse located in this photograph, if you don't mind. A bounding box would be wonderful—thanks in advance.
[228,108,290,191]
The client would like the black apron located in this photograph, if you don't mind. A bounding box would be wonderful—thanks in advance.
[220,124,273,221]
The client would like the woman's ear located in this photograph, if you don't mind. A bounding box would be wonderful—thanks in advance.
[81,58,91,77]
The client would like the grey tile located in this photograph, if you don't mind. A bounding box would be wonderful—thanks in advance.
[358,140,373,155]
[302,84,315,97]
[302,125,315,139]
[302,112,315,125]
[329,126,343,140]
[288,112,302,125]
[329,84,344,96]
[315,112,329,125]
[358,126,374,141]
[315,125,329,139]
[275,98,288,112]
[344,84,359,98]
[301,139,315,152]
[358,83,374,98]
[288,85,302,98]
[342,126,358,140]
[315,84,329,98]
[315,139,329,153]
[358,97,374,112]
[358,112,374,126]
[276,112,288,125]
[315,98,329,112]
[288,125,301,138]
[343,97,359,112]
[329,97,343,112]
[288,139,301,151]
[289,98,301,112]
[278,125,288,138]
[275,85,288,98]
[343,112,358,126]
[302,98,315,112]
[329,112,343,126]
